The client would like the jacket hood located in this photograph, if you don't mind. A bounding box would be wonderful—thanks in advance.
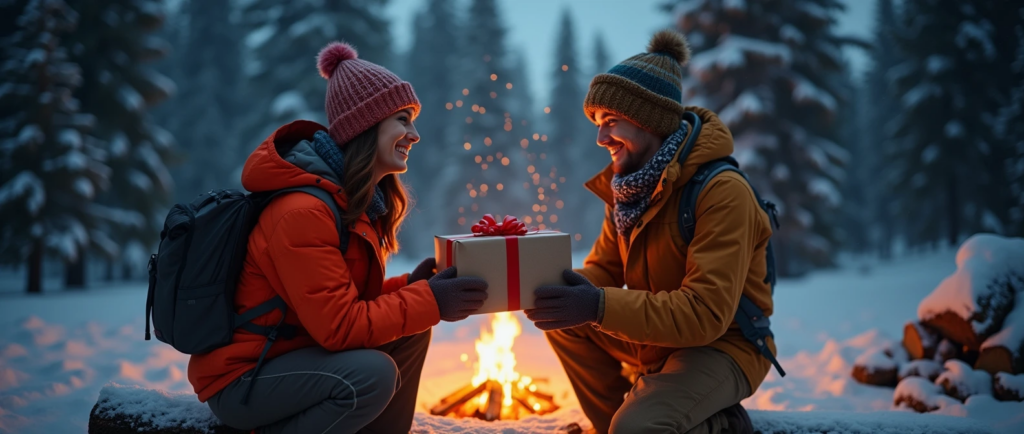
[585,106,734,205]
[241,120,347,203]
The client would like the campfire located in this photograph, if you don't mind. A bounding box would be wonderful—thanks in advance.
[430,312,559,420]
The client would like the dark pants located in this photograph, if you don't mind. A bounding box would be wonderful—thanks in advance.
[546,325,751,434]
[208,330,431,434]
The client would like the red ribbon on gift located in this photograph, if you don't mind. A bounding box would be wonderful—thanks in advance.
[470,214,529,236]
[446,214,536,311]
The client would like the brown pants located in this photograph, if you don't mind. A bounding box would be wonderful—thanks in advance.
[209,330,430,434]
[546,325,751,434]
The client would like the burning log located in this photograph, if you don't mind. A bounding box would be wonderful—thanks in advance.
[429,383,487,417]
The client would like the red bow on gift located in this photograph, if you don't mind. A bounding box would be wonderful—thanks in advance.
[471,214,529,236]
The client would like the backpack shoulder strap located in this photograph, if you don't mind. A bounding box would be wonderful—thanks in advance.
[677,157,742,245]
[262,186,349,254]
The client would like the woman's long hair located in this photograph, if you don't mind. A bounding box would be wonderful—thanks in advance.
[340,125,410,256]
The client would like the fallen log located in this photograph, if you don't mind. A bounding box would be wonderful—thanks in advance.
[897,359,944,382]
[851,347,898,387]
[903,321,940,360]
[993,372,1024,402]
[916,235,1023,352]
[975,295,1024,375]
[893,377,961,413]
[935,359,992,402]
[89,384,245,434]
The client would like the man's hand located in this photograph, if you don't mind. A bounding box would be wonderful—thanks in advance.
[525,269,603,331]
[409,257,436,284]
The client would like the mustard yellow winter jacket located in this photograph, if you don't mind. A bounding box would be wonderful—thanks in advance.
[577,107,776,393]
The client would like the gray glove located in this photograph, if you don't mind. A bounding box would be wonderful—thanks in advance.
[525,269,603,331]
[428,267,489,322]
[409,257,436,284]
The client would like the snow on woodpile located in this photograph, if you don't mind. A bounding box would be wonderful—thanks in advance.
[917,234,1024,350]
[893,377,962,413]
[936,360,993,401]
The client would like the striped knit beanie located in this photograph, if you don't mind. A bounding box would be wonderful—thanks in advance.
[316,42,421,146]
[583,30,691,138]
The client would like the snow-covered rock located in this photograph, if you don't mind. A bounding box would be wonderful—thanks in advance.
[918,234,1024,350]
[936,360,993,402]
[89,383,235,433]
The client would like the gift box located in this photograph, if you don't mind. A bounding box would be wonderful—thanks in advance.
[434,215,572,314]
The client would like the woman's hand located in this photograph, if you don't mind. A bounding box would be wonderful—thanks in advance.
[428,267,488,322]
[408,257,437,284]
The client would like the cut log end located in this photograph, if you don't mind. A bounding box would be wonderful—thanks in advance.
[975,346,1015,376]
[903,321,939,360]
[921,311,982,351]
[851,364,897,387]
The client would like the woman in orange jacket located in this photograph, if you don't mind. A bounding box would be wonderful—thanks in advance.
[188,42,489,434]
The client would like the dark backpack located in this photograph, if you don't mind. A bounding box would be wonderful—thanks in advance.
[675,111,786,377]
[144,186,349,403]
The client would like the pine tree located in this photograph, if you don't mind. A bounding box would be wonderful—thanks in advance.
[865,0,902,258]
[402,0,463,256]
[238,0,392,148]
[444,0,532,234]
[672,0,859,276]
[546,9,599,248]
[995,10,1024,237]
[68,0,177,281]
[888,0,1020,246]
[0,0,111,292]
[164,0,244,202]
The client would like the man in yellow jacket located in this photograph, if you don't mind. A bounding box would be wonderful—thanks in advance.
[525,30,778,434]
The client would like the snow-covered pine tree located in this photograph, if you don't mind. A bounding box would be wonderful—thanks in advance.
[402,0,463,256]
[0,0,111,292]
[672,0,858,276]
[164,0,244,202]
[865,0,903,258]
[545,9,596,247]
[238,0,391,148]
[444,0,532,234]
[996,10,1024,237]
[887,0,1020,246]
[67,0,177,280]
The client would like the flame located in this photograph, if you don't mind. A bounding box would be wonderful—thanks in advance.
[471,312,529,408]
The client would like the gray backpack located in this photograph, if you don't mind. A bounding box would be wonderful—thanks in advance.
[145,186,348,403]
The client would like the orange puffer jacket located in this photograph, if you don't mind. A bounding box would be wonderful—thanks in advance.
[187,120,440,402]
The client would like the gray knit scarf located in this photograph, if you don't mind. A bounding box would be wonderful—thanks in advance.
[311,130,388,221]
[611,122,689,236]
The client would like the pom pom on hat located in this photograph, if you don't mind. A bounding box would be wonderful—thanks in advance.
[647,30,690,65]
[317,41,358,79]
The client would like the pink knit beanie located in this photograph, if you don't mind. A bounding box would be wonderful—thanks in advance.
[316,42,421,146]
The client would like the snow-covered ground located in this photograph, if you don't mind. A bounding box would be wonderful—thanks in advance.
[2,248,1023,433]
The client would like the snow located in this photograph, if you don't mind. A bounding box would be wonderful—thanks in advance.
[793,78,837,112]
[945,120,965,139]
[903,83,942,109]
[956,21,996,61]
[271,90,309,118]
[17,124,43,147]
[93,384,223,432]
[922,144,940,164]
[58,128,82,149]
[3,248,1024,432]
[894,376,962,411]
[723,0,746,13]
[670,0,703,19]
[983,289,1024,352]
[996,372,1024,396]
[899,360,944,382]
[717,90,765,127]
[287,15,335,39]
[73,177,94,199]
[917,234,1024,335]
[780,24,805,45]
[936,360,992,399]
[245,24,277,50]
[690,35,792,76]
[108,132,129,158]
[854,346,897,371]
[808,177,842,207]
[116,84,144,113]
[927,55,953,75]
[0,171,45,214]
[135,144,174,193]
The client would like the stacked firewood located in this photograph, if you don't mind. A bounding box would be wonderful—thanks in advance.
[850,235,1024,412]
